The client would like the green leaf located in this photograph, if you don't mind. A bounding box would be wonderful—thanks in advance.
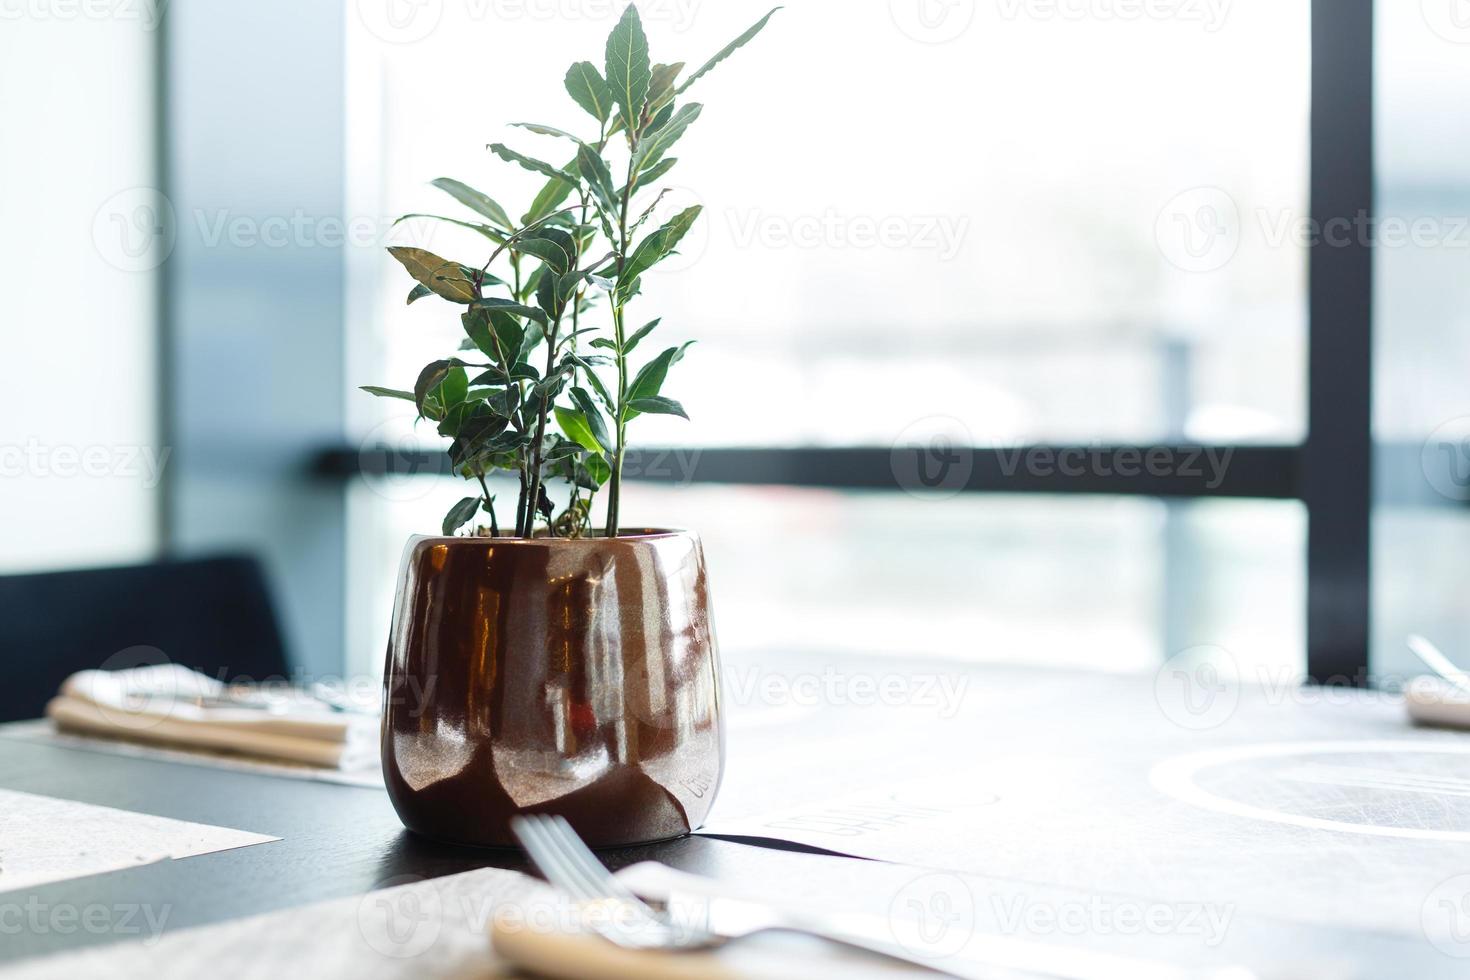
[646,101,674,135]
[452,427,524,470]
[629,188,670,238]
[581,365,616,414]
[563,449,609,491]
[620,206,702,294]
[627,395,689,420]
[604,3,651,135]
[633,103,701,173]
[624,317,660,355]
[460,308,496,359]
[534,371,570,402]
[430,178,513,230]
[585,452,611,486]
[545,436,585,463]
[520,263,544,305]
[487,143,574,183]
[438,364,469,406]
[470,297,549,325]
[450,411,516,463]
[443,496,482,536]
[467,386,519,418]
[555,406,603,454]
[469,308,526,366]
[509,235,573,274]
[523,166,577,225]
[471,362,540,385]
[558,326,600,345]
[392,213,509,245]
[414,362,453,414]
[564,351,613,370]
[536,264,561,319]
[516,313,543,362]
[565,60,615,123]
[646,61,684,116]
[415,360,468,419]
[536,227,578,268]
[632,157,678,189]
[569,386,614,452]
[626,343,693,414]
[556,268,589,303]
[407,283,432,305]
[576,142,619,214]
[678,7,781,95]
[438,397,495,439]
[359,385,415,401]
[387,246,478,304]
[510,122,588,144]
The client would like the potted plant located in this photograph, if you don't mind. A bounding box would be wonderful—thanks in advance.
[363,5,779,847]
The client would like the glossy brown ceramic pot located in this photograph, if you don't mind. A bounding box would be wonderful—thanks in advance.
[381,529,723,848]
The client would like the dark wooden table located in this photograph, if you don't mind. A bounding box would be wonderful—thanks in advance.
[1,654,1465,977]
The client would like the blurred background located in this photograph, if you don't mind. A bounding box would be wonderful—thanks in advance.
[2,0,1464,689]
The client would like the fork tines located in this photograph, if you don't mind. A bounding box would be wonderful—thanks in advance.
[510,814,678,949]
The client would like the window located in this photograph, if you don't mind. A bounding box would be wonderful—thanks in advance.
[1372,0,1470,682]
[337,1,1369,684]
[349,1,1309,448]
[0,17,159,571]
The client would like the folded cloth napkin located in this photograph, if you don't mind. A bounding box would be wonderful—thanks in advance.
[1404,675,1470,730]
[46,664,376,769]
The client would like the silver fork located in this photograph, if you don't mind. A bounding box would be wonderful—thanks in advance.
[510,814,972,975]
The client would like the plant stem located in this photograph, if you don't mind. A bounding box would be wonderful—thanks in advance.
[523,309,563,540]
[523,467,535,540]
[604,151,637,538]
[475,471,498,537]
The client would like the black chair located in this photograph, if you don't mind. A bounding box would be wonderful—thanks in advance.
[0,554,290,722]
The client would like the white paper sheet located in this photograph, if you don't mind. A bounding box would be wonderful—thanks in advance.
[0,789,278,892]
[1,868,920,980]
[2,863,1201,980]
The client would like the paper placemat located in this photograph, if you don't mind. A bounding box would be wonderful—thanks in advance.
[1,863,1135,980]
[0,788,277,893]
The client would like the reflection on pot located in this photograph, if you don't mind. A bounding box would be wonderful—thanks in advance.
[381,529,723,847]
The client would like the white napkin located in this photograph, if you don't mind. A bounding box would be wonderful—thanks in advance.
[1404,675,1470,730]
[46,663,376,769]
